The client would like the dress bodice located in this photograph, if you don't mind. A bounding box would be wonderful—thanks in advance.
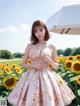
[28,44,52,61]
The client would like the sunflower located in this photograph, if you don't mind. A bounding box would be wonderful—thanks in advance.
[75,55,80,61]
[0,63,3,69]
[0,71,3,76]
[2,64,5,70]
[76,75,80,85]
[27,59,31,64]
[4,66,11,74]
[59,78,65,84]
[62,56,67,62]
[48,63,53,70]
[71,61,80,74]
[57,56,66,63]
[6,64,9,66]
[3,77,17,90]
[67,56,74,61]
[12,64,17,68]
[15,67,22,74]
[57,57,63,63]
[65,60,72,70]
[56,57,60,63]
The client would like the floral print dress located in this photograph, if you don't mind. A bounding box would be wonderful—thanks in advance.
[7,44,76,106]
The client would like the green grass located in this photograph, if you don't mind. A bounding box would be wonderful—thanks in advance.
[0,58,22,66]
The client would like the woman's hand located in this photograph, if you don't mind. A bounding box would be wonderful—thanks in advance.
[34,62,44,71]
[41,56,52,63]
[41,56,59,70]
[29,61,45,71]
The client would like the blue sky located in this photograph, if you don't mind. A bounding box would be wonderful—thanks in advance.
[0,0,63,27]
[0,0,80,53]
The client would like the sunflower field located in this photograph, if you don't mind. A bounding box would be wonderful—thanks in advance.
[0,56,80,106]
[56,55,80,106]
[0,59,26,98]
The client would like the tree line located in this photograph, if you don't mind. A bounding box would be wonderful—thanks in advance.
[0,50,23,59]
[0,47,80,59]
[57,47,80,56]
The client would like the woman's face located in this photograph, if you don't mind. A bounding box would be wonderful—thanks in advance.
[34,26,45,41]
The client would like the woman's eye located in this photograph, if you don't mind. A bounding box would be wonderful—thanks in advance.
[39,29,43,32]
[34,28,43,33]
[34,30,38,33]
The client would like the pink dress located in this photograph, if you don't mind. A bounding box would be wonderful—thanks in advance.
[7,44,76,106]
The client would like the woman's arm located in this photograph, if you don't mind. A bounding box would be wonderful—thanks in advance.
[41,55,59,70]
[50,45,59,70]
[22,43,30,69]
[22,44,44,70]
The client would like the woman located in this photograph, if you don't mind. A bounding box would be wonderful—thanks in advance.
[7,20,76,106]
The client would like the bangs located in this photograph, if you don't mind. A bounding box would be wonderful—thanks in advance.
[34,26,43,32]
[33,24,45,33]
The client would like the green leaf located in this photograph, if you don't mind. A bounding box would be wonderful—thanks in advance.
[77,89,80,96]
[2,91,8,97]
[70,77,76,82]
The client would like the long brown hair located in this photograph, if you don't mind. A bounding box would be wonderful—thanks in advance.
[30,20,50,44]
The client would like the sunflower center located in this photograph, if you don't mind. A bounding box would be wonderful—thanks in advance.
[69,57,73,60]
[66,62,72,68]
[6,78,15,86]
[77,56,80,59]
[16,69,19,72]
[74,63,80,71]
[6,69,9,72]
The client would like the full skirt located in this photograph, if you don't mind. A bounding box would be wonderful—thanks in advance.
[7,68,76,106]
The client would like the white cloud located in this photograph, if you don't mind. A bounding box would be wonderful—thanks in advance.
[64,0,80,5]
[19,24,30,32]
[0,24,31,53]
[0,24,30,33]
[0,26,18,32]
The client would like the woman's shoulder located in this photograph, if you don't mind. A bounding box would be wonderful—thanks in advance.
[26,43,33,47]
[25,43,33,51]
[49,44,56,50]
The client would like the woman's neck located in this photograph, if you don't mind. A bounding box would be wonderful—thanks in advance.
[38,40,46,44]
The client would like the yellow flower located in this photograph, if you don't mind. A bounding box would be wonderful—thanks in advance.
[59,78,65,84]
[61,56,67,63]
[76,75,80,85]
[6,64,9,66]
[15,67,22,74]
[2,64,5,70]
[65,60,72,70]
[0,63,3,69]
[57,57,62,63]
[3,77,17,90]
[57,56,66,63]
[71,61,80,74]
[67,56,74,61]
[27,59,31,64]
[75,55,80,60]
[12,64,17,68]
[0,64,5,70]
[48,64,53,69]
[0,71,3,76]
[4,66,11,74]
